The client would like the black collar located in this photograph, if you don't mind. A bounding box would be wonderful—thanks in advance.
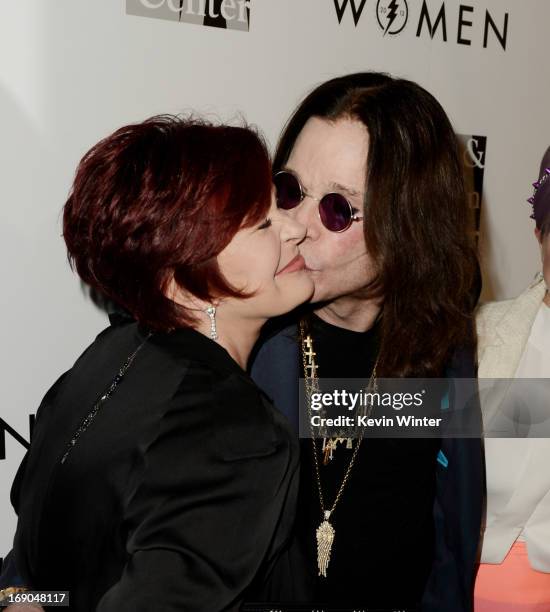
[154,325,246,378]
[108,309,247,378]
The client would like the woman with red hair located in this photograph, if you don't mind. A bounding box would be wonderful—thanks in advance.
[1,116,313,611]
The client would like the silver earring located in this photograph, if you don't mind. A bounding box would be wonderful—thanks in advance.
[205,306,218,341]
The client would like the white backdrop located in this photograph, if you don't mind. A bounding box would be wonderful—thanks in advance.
[1,0,548,560]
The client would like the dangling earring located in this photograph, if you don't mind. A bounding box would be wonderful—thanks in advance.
[205,306,218,341]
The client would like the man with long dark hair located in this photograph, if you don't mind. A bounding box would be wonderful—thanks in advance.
[251,72,484,612]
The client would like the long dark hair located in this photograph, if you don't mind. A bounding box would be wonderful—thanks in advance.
[275,72,478,377]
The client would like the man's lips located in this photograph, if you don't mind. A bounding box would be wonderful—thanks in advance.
[276,254,306,275]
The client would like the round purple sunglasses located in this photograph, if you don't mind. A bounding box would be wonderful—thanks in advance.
[273,170,363,233]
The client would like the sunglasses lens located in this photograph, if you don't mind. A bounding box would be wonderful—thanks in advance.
[273,172,302,210]
[319,193,353,232]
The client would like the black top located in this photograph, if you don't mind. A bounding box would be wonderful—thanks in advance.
[250,313,484,612]
[293,314,440,609]
[11,318,299,612]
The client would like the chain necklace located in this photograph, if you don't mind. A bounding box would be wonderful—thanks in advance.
[299,319,378,578]
[60,333,152,465]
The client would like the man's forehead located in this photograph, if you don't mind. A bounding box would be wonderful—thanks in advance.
[284,118,368,195]
[281,163,364,197]
[328,181,362,197]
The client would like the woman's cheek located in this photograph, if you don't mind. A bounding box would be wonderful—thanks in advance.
[257,230,281,278]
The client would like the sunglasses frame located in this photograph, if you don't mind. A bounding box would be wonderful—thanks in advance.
[273,170,363,233]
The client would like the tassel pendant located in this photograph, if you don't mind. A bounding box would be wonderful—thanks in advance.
[316,510,335,577]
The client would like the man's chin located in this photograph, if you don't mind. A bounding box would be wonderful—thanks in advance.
[309,280,378,305]
[301,269,324,302]
[303,269,362,304]
[310,287,334,306]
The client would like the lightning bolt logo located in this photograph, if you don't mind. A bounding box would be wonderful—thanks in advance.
[376,0,408,36]
[384,0,400,35]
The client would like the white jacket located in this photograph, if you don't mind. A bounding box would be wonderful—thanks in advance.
[476,275,550,572]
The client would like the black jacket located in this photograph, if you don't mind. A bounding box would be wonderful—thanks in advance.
[9,317,299,611]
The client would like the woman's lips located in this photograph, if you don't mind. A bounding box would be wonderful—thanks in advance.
[276,254,306,275]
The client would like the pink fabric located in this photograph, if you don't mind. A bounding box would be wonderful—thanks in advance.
[475,541,550,612]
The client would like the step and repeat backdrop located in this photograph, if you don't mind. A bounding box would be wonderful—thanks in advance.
[0,0,548,559]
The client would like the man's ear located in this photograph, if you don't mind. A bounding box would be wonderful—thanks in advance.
[535,227,542,246]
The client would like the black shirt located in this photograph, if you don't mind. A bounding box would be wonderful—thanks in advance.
[11,319,299,612]
[294,314,440,609]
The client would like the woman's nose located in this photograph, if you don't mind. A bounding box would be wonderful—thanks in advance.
[291,196,321,240]
[274,207,307,244]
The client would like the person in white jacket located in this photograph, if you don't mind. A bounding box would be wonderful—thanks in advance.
[475,147,550,611]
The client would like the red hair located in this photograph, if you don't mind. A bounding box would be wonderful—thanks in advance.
[63,115,272,331]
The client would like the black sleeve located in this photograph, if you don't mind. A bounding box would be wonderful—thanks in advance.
[96,372,298,612]
[0,550,24,589]
[422,346,485,612]
[10,369,72,510]
[6,372,72,592]
[422,437,484,612]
